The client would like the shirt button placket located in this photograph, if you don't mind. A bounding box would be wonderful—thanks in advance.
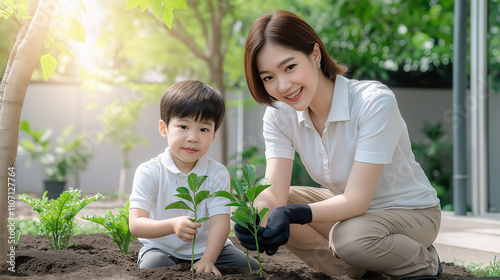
[321,128,333,186]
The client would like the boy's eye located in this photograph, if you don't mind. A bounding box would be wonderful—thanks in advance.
[180,125,188,129]
[200,128,209,132]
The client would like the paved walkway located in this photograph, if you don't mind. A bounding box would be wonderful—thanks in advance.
[15,197,500,266]
[435,211,500,265]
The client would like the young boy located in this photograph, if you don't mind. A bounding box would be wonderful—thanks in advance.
[129,80,259,276]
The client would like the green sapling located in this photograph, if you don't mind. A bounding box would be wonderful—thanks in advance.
[213,164,271,277]
[164,173,212,274]
[82,200,137,255]
[18,188,104,250]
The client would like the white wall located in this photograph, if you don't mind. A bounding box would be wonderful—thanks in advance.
[15,83,456,196]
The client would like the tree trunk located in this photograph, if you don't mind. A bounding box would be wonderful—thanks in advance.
[0,0,58,268]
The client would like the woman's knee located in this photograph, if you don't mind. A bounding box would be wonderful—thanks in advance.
[330,219,379,261]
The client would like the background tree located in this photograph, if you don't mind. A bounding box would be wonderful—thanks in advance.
[0,0,59,268]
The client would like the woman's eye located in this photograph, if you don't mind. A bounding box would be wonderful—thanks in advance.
[286,64,296,71]
[262,76,272,82]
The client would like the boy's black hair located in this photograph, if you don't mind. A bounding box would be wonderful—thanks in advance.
[160,80,225,131]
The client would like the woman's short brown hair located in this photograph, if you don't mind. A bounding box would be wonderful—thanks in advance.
[160,80,225,131]
[244,10,348,106]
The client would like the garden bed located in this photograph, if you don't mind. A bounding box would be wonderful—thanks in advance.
[1,233,483,279]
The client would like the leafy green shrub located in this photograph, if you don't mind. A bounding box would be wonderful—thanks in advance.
[214,164,271,277]
[411,122,453,208]
[18,188,104,249]
[165,173,212,274]
[82,200,136,255]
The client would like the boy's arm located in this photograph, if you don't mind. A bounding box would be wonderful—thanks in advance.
[129,208,200,240]
[193,213,230,275]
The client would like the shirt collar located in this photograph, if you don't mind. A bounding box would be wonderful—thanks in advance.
[160,147,209,176]
[298,75,350,126]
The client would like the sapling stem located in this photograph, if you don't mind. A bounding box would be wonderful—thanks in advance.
[165,173,211,275]
[213,164,271,278]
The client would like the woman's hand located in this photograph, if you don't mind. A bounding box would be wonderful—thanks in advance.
[173,216,200,242]
[261,204,312,255]
[234,214,264,252]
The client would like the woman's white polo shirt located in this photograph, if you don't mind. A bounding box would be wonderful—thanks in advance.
[263,75,439,210]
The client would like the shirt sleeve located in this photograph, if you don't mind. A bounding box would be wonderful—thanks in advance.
[206,165,231,217]
[263,107,296,160]
[354,92,404,164]
[129,162,159,213]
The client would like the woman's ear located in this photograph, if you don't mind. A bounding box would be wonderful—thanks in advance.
[159,120,168,138]
[313,43,321,64]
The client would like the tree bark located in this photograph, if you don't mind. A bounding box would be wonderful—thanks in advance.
[0,0,58,268]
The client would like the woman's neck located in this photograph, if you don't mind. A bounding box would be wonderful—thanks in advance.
[309,75,335,121]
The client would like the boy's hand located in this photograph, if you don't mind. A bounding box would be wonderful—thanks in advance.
[172,216,200,242]
[193,258,221,276]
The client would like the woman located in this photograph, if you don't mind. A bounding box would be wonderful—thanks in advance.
[236,10,442,280]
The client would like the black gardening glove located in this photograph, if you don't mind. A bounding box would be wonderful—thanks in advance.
[261,204,312,255]
[234,214,265,253]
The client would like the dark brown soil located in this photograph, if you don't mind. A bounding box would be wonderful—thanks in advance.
[0,233,487,279]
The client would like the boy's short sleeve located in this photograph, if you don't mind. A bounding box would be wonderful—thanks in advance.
[129,162,159,213]
[206,164,231,217]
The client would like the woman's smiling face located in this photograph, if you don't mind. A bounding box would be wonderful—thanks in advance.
[256,42,321,111]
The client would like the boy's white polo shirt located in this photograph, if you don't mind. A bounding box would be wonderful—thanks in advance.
[130,147,232,260]
[263,75,439,210]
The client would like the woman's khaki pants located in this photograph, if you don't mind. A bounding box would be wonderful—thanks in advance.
[285,186,441,279]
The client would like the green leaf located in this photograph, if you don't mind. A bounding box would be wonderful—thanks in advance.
[54,42,74,58]
[194,190,210,206]
[174,193,193,203]
[231,179,245,198]
[197,217,210,223]
[77,0,87,14]
[162,0,187,29]
[19,120,30,133]
[125,0,141,10]
[230,216,250,230]
[226,201,249,208]
[197,175,207,190]
[212,191,237,202]
[67,17,86,43]
[165,0,188,10]
[242,165,257,187]
[40,54,57,81]
[165,201,194,212]
[187,173,199,193]
[246,184,271,202]
[234,209,250,223]
[259,208,269,222]
[176,187,190,195]
[148,0,163,22]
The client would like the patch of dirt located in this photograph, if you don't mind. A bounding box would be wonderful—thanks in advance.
[1,233,486,279]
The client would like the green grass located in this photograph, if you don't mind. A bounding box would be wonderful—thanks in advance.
[456,257,500,277]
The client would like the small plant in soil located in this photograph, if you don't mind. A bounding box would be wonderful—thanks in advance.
[164,173,212,274]
[18,188,104,250]
[82,200,137,255]
[213,164,271,277]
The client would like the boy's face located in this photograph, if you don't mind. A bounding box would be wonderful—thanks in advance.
[159,117,216,173]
